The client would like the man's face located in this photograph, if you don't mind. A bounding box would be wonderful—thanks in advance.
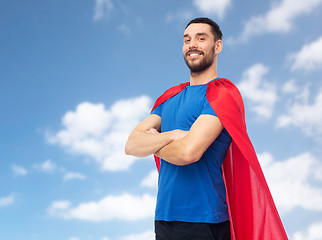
[183,23,217,73]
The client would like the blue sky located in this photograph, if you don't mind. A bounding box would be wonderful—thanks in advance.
[1,0,322,239]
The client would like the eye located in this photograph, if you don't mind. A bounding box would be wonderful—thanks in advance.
[198,37,205,41]
[184,39,190,43]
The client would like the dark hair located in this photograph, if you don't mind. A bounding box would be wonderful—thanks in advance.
[185,17,223,41]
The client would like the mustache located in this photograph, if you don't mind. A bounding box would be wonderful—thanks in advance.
[185,50,204,56]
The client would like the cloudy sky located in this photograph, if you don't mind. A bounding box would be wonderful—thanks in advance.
[1,0,322,239]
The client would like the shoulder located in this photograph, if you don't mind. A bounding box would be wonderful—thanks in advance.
[207,78,243,103]
[210,78,240,93]
[206,78,245,121]
[151,82,189,112]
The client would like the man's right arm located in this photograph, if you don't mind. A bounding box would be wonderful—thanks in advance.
[125,114,187,158]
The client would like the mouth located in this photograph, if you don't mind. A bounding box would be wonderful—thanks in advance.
[186,50,204,58]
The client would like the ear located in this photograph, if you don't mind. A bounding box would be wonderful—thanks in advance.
[215,40,223,54]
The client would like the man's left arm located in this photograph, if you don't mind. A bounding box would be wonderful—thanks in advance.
[155,114,223,166]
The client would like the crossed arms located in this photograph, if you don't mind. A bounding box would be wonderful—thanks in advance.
[125,113,224,166]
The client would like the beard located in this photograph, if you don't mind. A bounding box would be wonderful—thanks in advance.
[184,46,215,73]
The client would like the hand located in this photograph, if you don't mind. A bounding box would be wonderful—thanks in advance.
[170,129,188,140]
[146,128,160,134]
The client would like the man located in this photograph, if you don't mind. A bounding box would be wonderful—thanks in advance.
[125,18,288,240]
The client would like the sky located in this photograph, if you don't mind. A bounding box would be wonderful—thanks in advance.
[1,0,322,239]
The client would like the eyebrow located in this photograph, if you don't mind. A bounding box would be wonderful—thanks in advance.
[183,32,209,38]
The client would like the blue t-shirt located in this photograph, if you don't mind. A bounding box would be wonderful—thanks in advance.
[152,80,232,223]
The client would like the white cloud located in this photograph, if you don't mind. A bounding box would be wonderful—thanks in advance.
[47,201,71,216]
[12,165,28,177]
[94,0,113,21]
[281,79,298,94]
[281,79,311,102]
[33,159,57,173]
[277,88,322,137]
[292,221,322,240]
[141,170,158,189]
[47,193,155,222]
[119,231,154,240]
[166,0,231,23]
[229,0,322,43]
[0,195,15,208]
[119,24,131,35]
[258,152,322,215]
[193,0,231,19]
[63,172,86,181]
[69,238,80,240]
[238,63,277,118]
[289,36,322,71]
[47,96,152,171]
[165,10,194,23]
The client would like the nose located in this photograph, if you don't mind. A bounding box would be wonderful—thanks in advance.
[188,38,198,49]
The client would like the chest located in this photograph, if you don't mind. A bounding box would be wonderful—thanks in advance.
[161,87,207,131]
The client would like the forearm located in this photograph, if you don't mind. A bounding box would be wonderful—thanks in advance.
[155,136,199,166]
[125,129,174,158]
[155,115,223,165]
[156,115,224,166]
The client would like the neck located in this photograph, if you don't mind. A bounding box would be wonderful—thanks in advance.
[189,66,218,85]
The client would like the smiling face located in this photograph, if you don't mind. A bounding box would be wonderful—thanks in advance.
[183,23,220,73]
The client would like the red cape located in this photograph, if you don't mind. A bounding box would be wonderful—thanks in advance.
[151,78,288,240]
